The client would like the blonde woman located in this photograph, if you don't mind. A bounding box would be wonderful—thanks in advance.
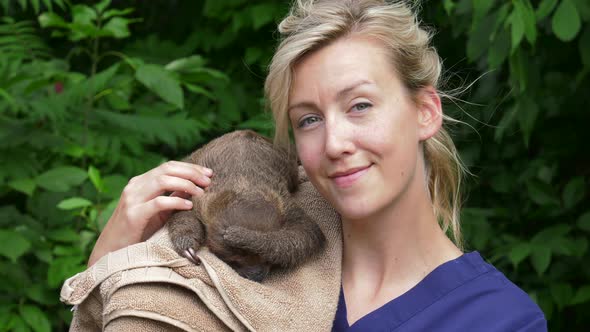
[82,0,546,330]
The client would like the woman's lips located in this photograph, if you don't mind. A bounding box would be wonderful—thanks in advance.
[330,165,371,188]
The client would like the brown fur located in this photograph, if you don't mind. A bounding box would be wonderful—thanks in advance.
[167,130,326,282]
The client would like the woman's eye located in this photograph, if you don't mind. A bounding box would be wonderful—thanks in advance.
[351,102,372,112]
[297,115,321,128]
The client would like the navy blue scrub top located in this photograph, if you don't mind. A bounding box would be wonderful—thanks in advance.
[332,252,547,331]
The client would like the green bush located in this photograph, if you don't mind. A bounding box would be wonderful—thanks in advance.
[0,0,587,330]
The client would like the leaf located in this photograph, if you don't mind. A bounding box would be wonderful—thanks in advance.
[0,230,31,262]
[19,305,51,332]
[473,0,494,20]
[8,178,36,196]
[536,0,558,20]
[62,64,119,107]
[562,176,586,209]
[578,211,590,231]
[580,26,590,67]
[244,47,263,65]
[47,256,85,288]
[509,49,528,93]
[38,12,67,28]
[17,0,26,11]
[550,283,573,310]
[184,83,215,100]
[510,10,525,51]
[527,180,560,206]
[31,0,40,13]
[250,3,277,30]
[490,172,515,193]
[47,228,80,242]
[494,104,517,142]
[54,0,66,10]
[573,237,588,257]
[72,4,97,25]
[40,0,52,11]
[57,197,93,210]
[572,0,590,20]
[514,0,537,45]
[103,8,135,20]
[97,199,118,230]
[88,166,105,193]
[94,0,112,13]
[531,224,572,244]
[552,0,581,41]
[165,55,206,73]
[136,64,184,109]
[488,26,511,69]
[443,0,455,15]
[509,242,532,267]
[6,315,30,332]
[102,174,127,199]
[25,284,58,305]
[36,166,88,192]
[531,246,552,275]
[102,17,131,39]
[467,14,496,61]
[516,96,539,147]
[571,285,590,305]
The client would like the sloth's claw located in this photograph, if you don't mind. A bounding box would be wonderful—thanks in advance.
[183,248,201,265]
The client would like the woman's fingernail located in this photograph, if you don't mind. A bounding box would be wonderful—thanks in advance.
[203,167,213,176]
[185,200,193,206]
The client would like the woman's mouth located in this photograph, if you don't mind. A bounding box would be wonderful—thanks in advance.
[329,164,372,188]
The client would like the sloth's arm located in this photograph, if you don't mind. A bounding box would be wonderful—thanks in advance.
[222,202,326,268]
[168,209,206,263]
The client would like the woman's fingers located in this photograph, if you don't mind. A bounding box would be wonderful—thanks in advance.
[123,161,212,203]
[169,190,192,199]
[89,162,213,266]
[152,161,213,188]
[136,195,195,240]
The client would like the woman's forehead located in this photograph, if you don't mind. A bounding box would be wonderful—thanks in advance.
[289,36,399,101]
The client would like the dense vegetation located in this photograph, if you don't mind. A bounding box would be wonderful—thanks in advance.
[0,0,587,330]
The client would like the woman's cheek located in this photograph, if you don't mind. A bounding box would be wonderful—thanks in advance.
[296,142,320,176]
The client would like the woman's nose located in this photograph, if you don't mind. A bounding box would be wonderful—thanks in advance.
[324,117,355,159]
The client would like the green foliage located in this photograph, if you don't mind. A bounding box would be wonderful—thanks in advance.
[0,0,587,330]
[431,0,589,329]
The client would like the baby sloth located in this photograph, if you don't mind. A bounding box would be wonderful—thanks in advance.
[167,130,326,282]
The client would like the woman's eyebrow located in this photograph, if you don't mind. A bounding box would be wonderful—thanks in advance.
[335,80,373,99]
[288,101,317,114]
[288,80,374,113]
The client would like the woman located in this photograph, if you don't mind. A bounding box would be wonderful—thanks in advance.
[86,0,546,330]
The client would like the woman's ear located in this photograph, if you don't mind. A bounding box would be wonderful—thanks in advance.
[416,86,443,141]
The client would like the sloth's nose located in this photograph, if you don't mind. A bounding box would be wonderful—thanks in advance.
[239,265,270,282]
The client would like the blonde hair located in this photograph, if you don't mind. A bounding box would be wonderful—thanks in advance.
[264,0,466,247]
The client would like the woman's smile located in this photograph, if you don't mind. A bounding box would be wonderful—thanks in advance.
[329,164,373,188]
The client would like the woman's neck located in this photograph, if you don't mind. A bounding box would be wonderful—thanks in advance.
[340,177,462,321]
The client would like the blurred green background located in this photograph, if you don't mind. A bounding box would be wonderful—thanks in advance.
[0,0,588,330]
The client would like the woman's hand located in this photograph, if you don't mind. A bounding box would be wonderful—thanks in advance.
[87,161,213,267]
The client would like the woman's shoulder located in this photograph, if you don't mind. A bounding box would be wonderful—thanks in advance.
[454,252,540,306]
[434,251,547,331]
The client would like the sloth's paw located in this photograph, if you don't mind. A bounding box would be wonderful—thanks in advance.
[223,226,261,252]
[173,235,203,265]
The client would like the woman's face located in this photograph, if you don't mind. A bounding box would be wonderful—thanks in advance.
[288,36,439,221]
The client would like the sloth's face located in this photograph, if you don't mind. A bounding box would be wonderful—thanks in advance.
[215,248,271,282]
